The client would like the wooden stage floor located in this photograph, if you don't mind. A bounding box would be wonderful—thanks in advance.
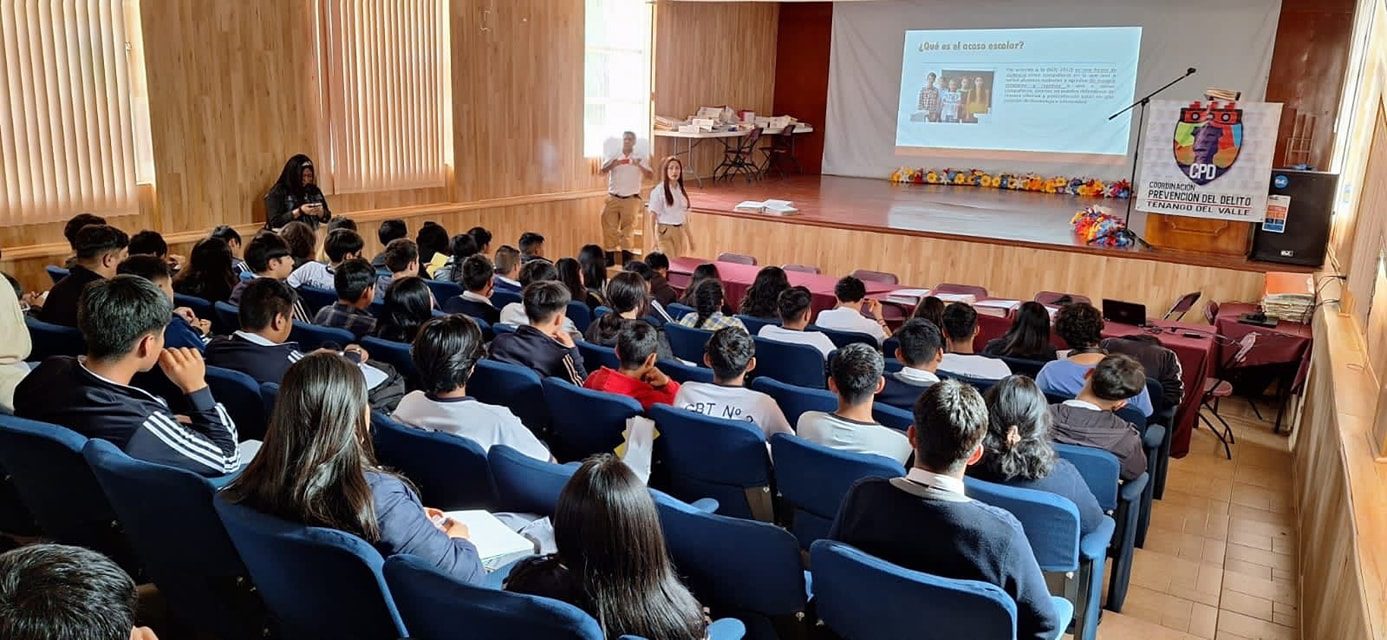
[686,175,1292,273]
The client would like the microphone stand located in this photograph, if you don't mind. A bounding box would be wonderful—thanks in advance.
[1108,67,1198,247]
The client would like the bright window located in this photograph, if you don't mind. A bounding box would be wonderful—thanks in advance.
[584,0,652,157]
[316,0,451,194]
[0,0,145,224]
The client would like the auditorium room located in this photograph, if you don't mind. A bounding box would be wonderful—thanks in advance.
[2,0,1385,638]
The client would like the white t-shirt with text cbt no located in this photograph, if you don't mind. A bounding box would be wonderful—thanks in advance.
[672,382,793,438]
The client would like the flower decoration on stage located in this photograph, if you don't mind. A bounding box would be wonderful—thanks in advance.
[1070,205,1134,248]
[889,167,1131,199]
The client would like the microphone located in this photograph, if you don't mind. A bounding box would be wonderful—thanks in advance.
[1187,67,1197,75]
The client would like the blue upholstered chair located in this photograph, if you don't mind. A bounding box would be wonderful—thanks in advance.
[666,302,696,321]
[810,324,879,350]
[1053,442,1148,613]
[488,444,578,516]
[360,336,417,387]
[567,301,593,333]
[205,365,268,442]
[649,405,774,521]
[576,341,620,373]
[1116,404,1163,548]
[998,355,1048,379]
[1147,378,1175,500]
[542,378,643,462]
[24,315,85,360]
[213,495,407,640]
[295,285,338,316]
[472,359,550,434]
[660,358,714,384]
[45,264,69,284]
[751,337,827,389]
[384,554,604,640]
[653,491,806,639]
[769,434,903,549]
[664,322,714,364]
[736,314,778,334]
[749,377,834,426]
[0,416,136,571]
[810,539,1073,640]
[212,301,241,335]
[290,321,356,350]
[422,279,464,303]
[872,403,914,431]
[372,412,495,510]
[174,293,214,324]
[491,290,522,310]
[965,477,1112,640]
[84,440,264,639]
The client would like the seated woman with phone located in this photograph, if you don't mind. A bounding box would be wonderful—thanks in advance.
[265,153,332,229]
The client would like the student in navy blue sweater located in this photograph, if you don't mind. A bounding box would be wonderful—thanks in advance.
[442,254,501,325]
[205,278,309,383]
[16,275,241,477]
[117,255,210,352]
[974,375,1105,536]
[39,224,128,327]
[876,318,944,411]
[223,352,484,585]
[489,281,586,385]
[831,379,1061,640]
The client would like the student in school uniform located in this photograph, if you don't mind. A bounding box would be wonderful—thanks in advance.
[38,224,128,327]
[287,228,364,291]
[672,327,792,438]
[757,286,836,359]
[648,157,694,259]
[229,232,310,322]
[877,318,945,411]
[392,314,552,462]
[798,344,912,465]
[16,276,243,477]
[938,302,1012,381]
[442,255,502,325]
[492,245,523,295]
[118,255,211,352]
[584,321,680,411]
[814,276,890,346]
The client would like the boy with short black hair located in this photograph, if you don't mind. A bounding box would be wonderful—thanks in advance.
[488,281,586,385]
[442,255,500,324]
[128,229,182,272]
[288,228,364,290]
[758,286,836,358]
[376,238,419,300]
[0,544,159,640]
[878,318,945,410]
[831,379,1061,640]
[938,302,1012,381]
[229,231,308,320]
[815,275,889,345]
[518,232,548,264]
[117,255,210,351]
[39,224,129,327]
[371,219,408,272]
[467,226,493,255]
[312,257,378,339]
[392,314,551,461]
[643,252,678,307]
[672,327,791,437]
[61,212,107,267]
[493,245,523,294]
[16,276,242,476]
[497,261,580,338]
[209,225,248,275]
[1048,353,1149,481]
[205,278,309,384]
[799,343,910,464]
[584,321,680,410]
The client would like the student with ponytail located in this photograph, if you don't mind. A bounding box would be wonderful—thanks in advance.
[675,279,745,332]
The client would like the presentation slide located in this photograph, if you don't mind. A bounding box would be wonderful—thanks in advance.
[895,27,1142,157]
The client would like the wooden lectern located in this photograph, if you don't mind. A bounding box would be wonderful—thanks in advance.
[1144,213,1253,257]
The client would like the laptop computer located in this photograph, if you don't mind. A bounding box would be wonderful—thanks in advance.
[1101,299,1149,327]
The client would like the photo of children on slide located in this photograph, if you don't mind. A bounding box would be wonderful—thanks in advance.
[913,70,994,124]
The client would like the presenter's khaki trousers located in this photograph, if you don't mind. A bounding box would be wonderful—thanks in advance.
[656,223,689,258]
[601,195,642,251]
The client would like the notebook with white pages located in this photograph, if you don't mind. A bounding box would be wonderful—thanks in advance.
[884,288,932,305]
[974,299,1021,318]
[933,293,977,305]
[443,510,538,571]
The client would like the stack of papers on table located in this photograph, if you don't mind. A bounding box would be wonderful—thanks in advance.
[444,510,537,571]
[974,299,1020,317]
[934,293,977,305]
[885,288,931,306]
[733,199,798,215]
[1261,272,1314,323]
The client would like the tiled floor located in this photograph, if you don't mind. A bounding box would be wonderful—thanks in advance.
[1093,400,1299,640]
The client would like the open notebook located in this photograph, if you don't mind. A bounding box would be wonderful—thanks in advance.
[444,510,538,571]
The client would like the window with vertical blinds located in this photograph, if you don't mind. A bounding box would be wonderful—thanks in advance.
[0,0,142,225]
[316,0,450,194]
[584,0,652,157]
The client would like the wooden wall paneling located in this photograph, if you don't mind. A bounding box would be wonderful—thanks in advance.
[1265,0,1357,169]
[681,211,1266,315]
[771,2,831,175]
[451,0,602,202]
[653,1,780,178]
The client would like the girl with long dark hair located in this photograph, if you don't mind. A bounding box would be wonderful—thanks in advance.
[432,233,479,285]
[739,266,789,319]
[557,258,603,310]
[678,263,720,307]
[577,244,609,304]
[586,272,673,360]
[910,296,945,329]
[677,279,745,332]
[223,353,483,584]
[373,277,435,343]
[173,237,238,304]
[265,154,331,229]
[973,376,1104,536]
[648,157,694,258]
[982,301,1058,362]
[506,455,707,640]
[416,221,451,278]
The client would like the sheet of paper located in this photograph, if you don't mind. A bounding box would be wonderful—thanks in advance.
[444,510,537,570]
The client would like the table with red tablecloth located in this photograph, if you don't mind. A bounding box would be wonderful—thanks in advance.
[668,259,899,314]
[1212,302,1313,431]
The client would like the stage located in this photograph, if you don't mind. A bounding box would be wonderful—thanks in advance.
[673,175,1285,317]
[684,175,1299,272]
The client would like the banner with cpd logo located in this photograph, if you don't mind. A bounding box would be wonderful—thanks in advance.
[1135,100,1281,222]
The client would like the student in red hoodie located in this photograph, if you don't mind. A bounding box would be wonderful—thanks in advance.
[583,321,679,410]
